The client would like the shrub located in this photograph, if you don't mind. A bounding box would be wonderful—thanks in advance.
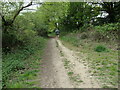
[94,23,119,39]
[80,33,88,39]
[95,23,119,32]
[2,31,19,53]
[17,29,37,44]
[2,36,46,87]
[94,45,107,52]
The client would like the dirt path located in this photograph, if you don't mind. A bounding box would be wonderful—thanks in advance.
[40,38,73,88]
[57,40,101,88]
[39,38,101,88]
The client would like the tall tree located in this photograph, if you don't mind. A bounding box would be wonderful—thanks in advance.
[59,2,99,31]
[0,1,43,32]
[32,2,69,35]
[101,2,113,22]
[100,1,120,23]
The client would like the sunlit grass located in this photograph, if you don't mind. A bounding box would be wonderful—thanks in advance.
[61,34,118,88]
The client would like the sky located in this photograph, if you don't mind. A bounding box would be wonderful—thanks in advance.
[22,1,41,12]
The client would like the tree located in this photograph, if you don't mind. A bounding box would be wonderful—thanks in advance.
[59,2,100,31]
[93,1,120,23]
[31,2,69,36]
[0,1,43,32]
[101,2,120,23]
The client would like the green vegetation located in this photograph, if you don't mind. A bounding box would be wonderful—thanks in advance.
[48,32,56,38]
[3,37,46,88]
[94,45,108,52]
[61,30,118,87]
[70,75,83,83]
[0,59,1,89]
[67,72,74,76]
[63,59,83,84]
[94,23,119,41]
[64,59,70,69]
[60,9,119,87]
[1,1,119,88]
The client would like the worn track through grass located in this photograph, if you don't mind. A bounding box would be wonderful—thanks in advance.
[38,38,101,88]
[57,39,101,88]
[39,38,73,88]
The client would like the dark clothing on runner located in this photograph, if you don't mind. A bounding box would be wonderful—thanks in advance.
[55,29,60,35]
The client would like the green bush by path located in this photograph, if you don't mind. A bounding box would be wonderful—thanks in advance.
[94,23,119,32]
[2,36,46,88]
[93,23,119,41]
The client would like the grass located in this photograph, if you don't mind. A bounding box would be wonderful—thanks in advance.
[63,59,83,84]
[60,50,64,56]
[6,80,39,88]
[48,32,56,37]
[67,72,74,76]
[0,59,1,89]
[61,33,118,88]
[63,59,71,69]
[2,36,47,88]
[70,75,83,83]
[63,58,83,84]
[19,70,39,80]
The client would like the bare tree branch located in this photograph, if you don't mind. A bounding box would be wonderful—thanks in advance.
[12,1,33,23]
[11,2,44,24]
[1,1,43,28]
[0,12,6,24]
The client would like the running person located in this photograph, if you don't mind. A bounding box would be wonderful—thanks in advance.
[55,29,60,38]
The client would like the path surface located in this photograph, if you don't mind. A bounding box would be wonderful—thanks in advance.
[39,38,100,88]
[40,39,73,88]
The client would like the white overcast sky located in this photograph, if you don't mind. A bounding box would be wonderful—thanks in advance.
[22,0,43,12]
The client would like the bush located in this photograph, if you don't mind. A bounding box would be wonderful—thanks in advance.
[84,23,120,41]
[94,23,119,40]
[95,23,119,32]
[2,31,19,53]
[17,29,37,44]
[94,45,107,52]
[80,33,88,39]
[2,36,46,87]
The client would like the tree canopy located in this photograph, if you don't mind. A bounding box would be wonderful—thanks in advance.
[1,1,120,52]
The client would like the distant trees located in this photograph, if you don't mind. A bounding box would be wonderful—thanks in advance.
[32,2,69,35]
[59,1,120,31]
[1,2,68,52]
[0,1,44,32]
[92,1,120,24]
[0,1,45,52]
[59,2,100,31]
[100,2,120,23]
[0,2,34,32]
[1,1,119,52]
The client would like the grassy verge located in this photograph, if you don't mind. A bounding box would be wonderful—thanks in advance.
[61,34,118,88]
[0,58,2,89]
[2,36,47,88]
[48,32,56,37]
